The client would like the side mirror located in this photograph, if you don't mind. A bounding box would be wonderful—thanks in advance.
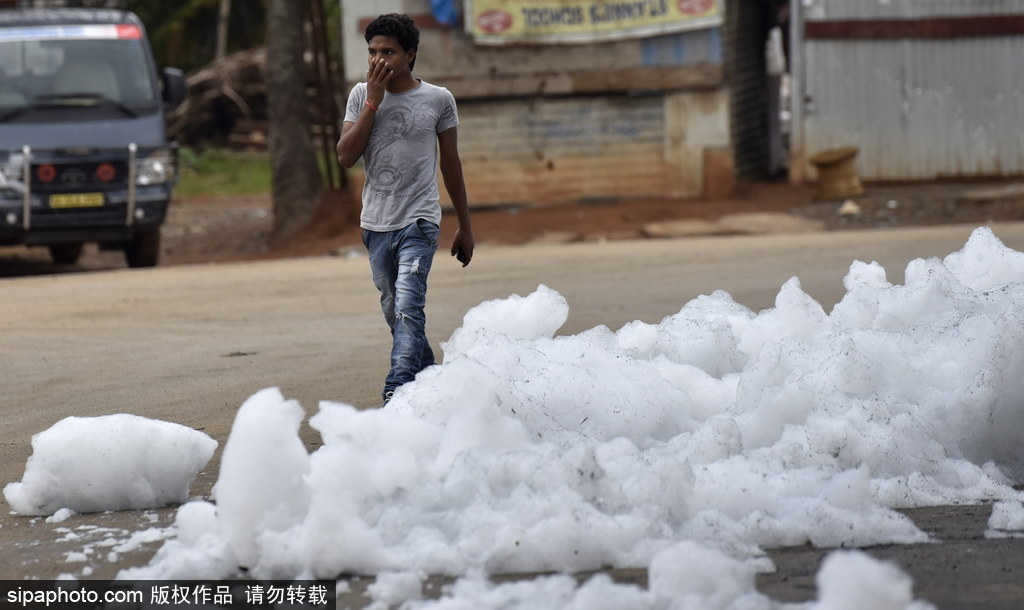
[161,67,186,109]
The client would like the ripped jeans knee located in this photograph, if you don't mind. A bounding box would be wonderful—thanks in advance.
[363,220,439,396]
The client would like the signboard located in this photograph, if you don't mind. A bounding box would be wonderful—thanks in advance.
[467,0,722,44]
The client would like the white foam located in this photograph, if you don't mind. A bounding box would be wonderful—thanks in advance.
[4,414,216,516]
[8,227,1022,607]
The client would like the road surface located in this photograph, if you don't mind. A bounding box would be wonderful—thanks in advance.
[2,223,1024,607]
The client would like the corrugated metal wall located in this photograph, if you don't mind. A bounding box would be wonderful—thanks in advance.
[724,0,773,181]
[805,0,1021,20]
[799,0,1024,181]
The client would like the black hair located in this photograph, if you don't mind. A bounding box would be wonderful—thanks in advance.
[364,13,420,70]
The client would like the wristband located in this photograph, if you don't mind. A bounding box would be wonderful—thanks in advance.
[365,99,378,112]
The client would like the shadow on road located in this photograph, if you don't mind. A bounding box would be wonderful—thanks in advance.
[0,246,128,278]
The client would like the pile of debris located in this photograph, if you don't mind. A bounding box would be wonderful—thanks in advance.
[168,47,340,154]
[168,48,269,150]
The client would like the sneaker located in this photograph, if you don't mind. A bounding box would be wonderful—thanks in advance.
[382,390,394,406]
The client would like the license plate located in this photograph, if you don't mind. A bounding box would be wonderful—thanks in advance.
[50,193,104,209]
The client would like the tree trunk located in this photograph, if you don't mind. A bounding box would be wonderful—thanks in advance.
[215,0,231,59]
[265,0,323,243]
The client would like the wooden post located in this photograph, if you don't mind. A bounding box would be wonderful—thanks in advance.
[216,0,231,59]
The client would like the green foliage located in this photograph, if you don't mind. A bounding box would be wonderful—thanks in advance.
[175,147,271,197]
[175,146,344,196]
[321,0,343,68]
[124,1,345,86]
[126,0,268,73]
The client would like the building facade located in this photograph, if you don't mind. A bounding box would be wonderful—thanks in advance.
[341,0,735,207]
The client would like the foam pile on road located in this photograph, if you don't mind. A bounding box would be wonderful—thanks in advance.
[3,414,215,516]
[10,227,1024,608]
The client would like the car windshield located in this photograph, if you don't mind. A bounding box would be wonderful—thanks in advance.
[0,24,158,116]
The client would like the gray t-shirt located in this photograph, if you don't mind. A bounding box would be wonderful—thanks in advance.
[344,79,459,232]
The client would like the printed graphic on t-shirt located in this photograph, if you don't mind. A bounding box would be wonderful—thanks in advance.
[367,103,428,200]
[346,80,458,232]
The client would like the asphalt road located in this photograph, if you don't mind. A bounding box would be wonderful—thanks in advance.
[3,223,1024,607]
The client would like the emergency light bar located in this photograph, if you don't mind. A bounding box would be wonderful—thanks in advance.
[0,23,140,43]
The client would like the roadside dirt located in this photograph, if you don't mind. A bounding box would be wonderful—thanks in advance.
[159,181,812,266]
[0,182,808,273]
[3,178,1023,274]
[139,178,1024,268]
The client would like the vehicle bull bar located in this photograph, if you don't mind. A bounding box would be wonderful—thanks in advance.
[18,143,139,231]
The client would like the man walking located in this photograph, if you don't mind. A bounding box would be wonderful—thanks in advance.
[337,13,474,405]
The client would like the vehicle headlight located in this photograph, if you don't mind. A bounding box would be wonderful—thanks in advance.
[136,148,177,186]
[0,152,26,194]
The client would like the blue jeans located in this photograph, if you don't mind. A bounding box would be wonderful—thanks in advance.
[363,219,439,399]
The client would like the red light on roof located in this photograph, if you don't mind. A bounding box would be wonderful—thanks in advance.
[116,24,142,40]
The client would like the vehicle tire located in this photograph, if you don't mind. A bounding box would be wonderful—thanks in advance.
[124,230,160,268]
[48,243,84,265]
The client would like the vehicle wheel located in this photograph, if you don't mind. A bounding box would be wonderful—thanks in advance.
[124,230,160,268]
[48,243,84,265]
